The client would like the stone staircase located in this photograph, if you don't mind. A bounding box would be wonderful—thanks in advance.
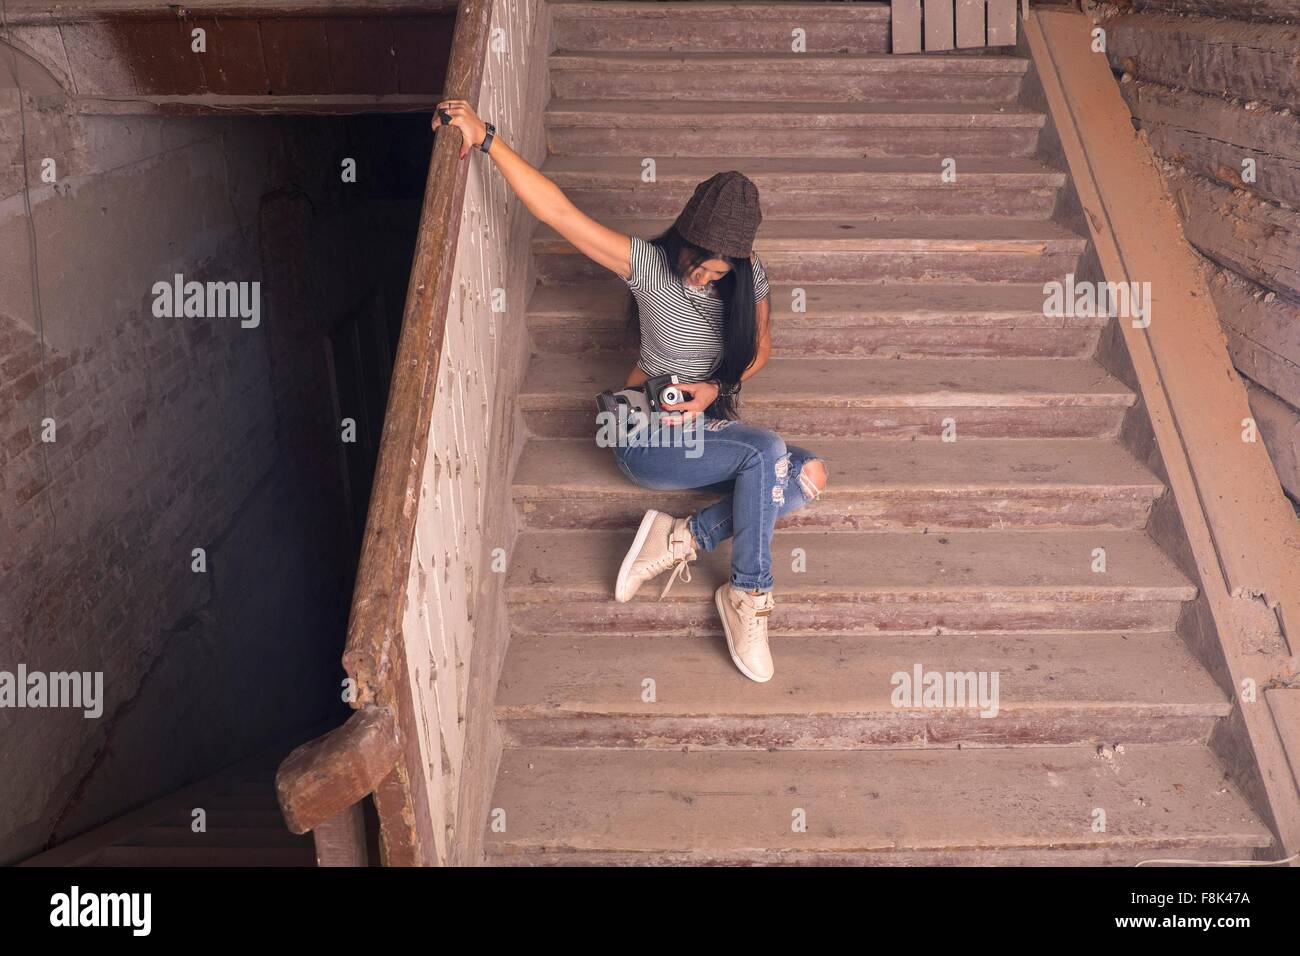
[21,743,319,867]
[484,1,1273,864]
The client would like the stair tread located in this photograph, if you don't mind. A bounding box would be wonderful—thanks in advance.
[544,154,1064,180]
[527,281,1099,327]
[508,529,1196,601]
[498,631,1226,718]
[550,1,892,19]
[546,98,1046,124]
[550,50,1029,72]
[513,438,1163,498]
[486,744,1272,855]
[534,217,1085,250]
[520,355,1134,407]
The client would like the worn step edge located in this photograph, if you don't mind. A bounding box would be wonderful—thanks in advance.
[496,631,1228,724]
[485,745,1273,858]
[545,100,1047,127]
[548,2,892,21]
[549,51,1029,74]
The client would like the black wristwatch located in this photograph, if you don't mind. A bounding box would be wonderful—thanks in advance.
[478,122,496,153]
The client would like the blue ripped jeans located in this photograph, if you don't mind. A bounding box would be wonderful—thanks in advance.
[612,415,825,592]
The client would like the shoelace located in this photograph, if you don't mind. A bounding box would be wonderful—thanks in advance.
[657,546,695,600]
[735,593,773,649]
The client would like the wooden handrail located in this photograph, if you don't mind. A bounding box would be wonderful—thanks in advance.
[270,0,495,864]
[275,706,400,835]
[341,0,493,708]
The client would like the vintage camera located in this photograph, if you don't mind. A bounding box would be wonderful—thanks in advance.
[594,374,691,421]
[644,373,686,410]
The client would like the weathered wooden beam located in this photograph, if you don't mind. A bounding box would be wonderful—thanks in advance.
[1122,81,1300,209]
[275,705,400,835]
[1210,267,1300,411]
[1107,13,1300,110]
[1134,0,1300,21]
[1166,170,1300,300]
[1245,381,1300,504]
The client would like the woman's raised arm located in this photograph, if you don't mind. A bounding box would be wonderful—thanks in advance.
[435,99,632,280]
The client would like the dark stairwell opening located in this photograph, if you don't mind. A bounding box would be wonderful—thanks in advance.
[1,105,433,864]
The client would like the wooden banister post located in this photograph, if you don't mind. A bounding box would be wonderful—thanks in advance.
[275,704,400,859]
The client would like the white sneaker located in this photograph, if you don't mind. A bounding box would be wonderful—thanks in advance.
[614,510,698,603]
[715,584,775,683]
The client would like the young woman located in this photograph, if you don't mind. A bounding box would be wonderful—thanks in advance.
[435,100,827,683]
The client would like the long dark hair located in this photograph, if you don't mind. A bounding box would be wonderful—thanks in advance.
[626,226,759,420]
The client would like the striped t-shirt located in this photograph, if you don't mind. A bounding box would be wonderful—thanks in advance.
[624,236,771,383]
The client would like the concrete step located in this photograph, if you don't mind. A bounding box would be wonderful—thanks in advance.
[545,99,1046,157]
[549,51,1029,102]
[550,1,892,54]
[527,281,1103,358]
[485,744,1272,864]
[519,354,1135,439]
[496,631,1227,748]
[506,529,1197,635]
[512,438,1163,531]
[534,217,1085,285]
[545,155,1066,219]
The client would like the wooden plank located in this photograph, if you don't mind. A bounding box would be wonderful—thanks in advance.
[1168,172,1300,300]
[1108,14,1298,111]
[923,0,954,52]
[275,705,399,834]
[1134,0,1300,18]
[1121,81,1300,210]
[987,0,1017,46]
[891,0,922,55]
[955,0,986,49]
[1212,270,1300,411]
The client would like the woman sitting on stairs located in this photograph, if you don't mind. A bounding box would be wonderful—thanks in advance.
[436,99,828,683]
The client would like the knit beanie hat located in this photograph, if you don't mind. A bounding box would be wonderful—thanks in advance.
[672,171,762,259]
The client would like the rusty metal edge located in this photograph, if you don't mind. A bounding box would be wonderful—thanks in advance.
[1026,6,1300,861]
